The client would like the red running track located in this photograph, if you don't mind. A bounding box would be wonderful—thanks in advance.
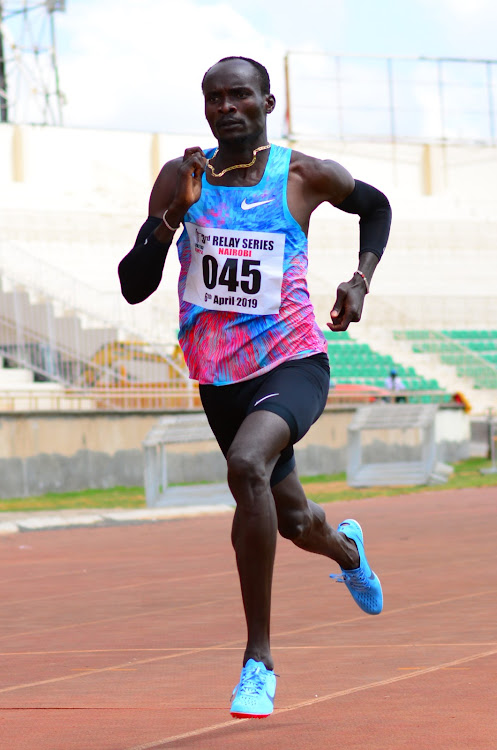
[0,486,496,750]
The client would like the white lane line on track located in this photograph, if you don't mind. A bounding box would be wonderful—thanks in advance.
[1,587,496,695]
[125,647,497,750]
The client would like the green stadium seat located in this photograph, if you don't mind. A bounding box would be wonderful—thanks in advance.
[323,330,350,341]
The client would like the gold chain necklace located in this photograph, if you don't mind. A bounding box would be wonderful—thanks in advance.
[206,144,271,178]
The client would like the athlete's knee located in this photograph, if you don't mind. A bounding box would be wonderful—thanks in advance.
[226,447,268,497]
[277,504,312,542]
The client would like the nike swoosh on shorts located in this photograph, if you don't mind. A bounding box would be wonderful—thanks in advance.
[254,393,279,407]
[241,198,275,210]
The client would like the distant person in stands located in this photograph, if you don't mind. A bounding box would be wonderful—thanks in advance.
[384,368,406,402]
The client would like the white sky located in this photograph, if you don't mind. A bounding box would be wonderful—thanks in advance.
[20,0,497,138]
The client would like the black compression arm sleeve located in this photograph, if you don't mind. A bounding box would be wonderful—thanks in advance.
[336,180,392,260]
[118,216,170,304]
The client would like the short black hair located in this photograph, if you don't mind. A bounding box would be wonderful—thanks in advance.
[202,57,271,96]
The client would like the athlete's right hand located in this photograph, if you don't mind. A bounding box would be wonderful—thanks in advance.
[170,147,207,216]
[148,147,207,234]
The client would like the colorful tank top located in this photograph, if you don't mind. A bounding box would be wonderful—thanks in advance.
[176,144,327,384]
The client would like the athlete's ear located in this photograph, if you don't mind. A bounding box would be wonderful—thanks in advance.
[266,94,276,114]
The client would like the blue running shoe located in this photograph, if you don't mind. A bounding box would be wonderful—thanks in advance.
[230,659,277,719]
[330,519,383,615]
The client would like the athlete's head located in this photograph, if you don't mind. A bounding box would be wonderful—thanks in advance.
[202,57,275,144]
[202,57,271,96]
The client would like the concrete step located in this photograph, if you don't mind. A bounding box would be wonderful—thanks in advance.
[0,367,34,384]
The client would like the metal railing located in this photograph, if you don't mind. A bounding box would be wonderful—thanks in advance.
[285,52,497,144]
[0,384,457,413]
[0,241,178,347]
[0,385,201,412]
[0,264,191,408]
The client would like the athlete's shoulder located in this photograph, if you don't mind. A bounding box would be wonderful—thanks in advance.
[148,157,184,216]
[156,155,185,180]
[149,147,211,216]
[289,148,346,180]
[155,146,214,183]
[289,149,354,206]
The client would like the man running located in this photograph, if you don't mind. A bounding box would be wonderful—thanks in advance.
[118,56,392,720]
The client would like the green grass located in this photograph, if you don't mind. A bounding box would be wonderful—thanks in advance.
[0,487,146,513]
[0,458,495,513]
[302,457,497,504]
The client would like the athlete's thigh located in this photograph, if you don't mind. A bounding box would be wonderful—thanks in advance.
[247,354,330,444]
[227,408,291,466]
[199,379,260,457]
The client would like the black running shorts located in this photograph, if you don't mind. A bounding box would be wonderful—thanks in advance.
[199,353,330,487]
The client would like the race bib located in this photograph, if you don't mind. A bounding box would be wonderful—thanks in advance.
[183,223,285,315]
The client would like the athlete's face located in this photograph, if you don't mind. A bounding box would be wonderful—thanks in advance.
[202,60,275,144]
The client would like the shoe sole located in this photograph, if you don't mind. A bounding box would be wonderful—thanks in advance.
[231,711,271,719]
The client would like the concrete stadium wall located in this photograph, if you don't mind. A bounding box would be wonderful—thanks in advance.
[0,406,469,498]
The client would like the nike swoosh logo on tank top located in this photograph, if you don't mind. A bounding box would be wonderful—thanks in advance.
[241,198,275,210]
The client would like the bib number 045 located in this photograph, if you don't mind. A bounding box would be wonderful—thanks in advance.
[202,256,261,294]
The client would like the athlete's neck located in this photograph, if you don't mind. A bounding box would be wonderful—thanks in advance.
[215,134,270,165]
[206,144,271,188]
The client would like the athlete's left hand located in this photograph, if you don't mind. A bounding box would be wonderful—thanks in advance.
[327,278,366,331]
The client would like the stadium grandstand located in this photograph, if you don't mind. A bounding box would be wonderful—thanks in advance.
[0,44,496,494]
[1,121,496,412]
